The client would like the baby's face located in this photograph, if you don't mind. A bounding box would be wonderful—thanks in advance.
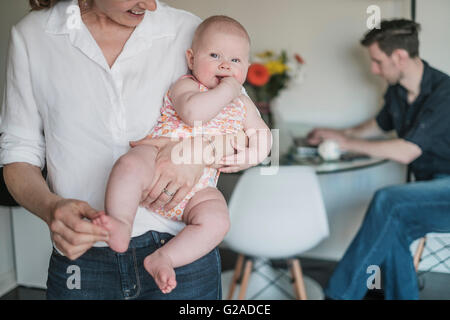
[187,29,250,89]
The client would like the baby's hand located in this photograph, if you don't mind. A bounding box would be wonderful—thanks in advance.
[219,76,242,100]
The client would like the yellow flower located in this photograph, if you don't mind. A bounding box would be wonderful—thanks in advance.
[256,50,275,59]
[265,60,288,75]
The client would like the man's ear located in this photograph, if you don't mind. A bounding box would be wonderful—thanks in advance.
[392,49,409,68]
[186,49,194,70]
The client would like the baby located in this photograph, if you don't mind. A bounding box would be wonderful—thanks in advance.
[93,15,272,294]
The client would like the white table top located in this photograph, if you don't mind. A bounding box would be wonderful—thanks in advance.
[281,152,387,174]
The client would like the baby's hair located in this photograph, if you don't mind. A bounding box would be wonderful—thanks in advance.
[192,15,250,50]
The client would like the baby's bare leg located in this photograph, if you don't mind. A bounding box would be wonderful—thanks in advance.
[143,187,230,293]
[97,144,158,253]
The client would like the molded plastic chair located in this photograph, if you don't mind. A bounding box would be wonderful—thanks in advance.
[413,235,450,273]
[223,166,329,300]
[408,171,450,282]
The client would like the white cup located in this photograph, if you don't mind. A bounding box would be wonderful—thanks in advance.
[318,139,341,161]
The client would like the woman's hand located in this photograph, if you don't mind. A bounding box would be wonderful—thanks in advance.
[48,199,109,260]
[130,137,205,212]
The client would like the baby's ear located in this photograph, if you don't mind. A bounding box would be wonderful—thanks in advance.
[186,49,194,70]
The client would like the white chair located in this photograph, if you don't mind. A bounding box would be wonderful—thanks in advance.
[223,166,329,300]
[413,234,450,273]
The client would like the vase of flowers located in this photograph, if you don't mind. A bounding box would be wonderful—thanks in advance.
[245,50,305,128]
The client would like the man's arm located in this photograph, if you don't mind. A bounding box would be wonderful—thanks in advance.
[307,118,387,145]
[340,138,422,164]
[307,117,421,164]
[343,118,387,139]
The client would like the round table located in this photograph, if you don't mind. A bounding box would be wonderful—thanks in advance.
[280,151,387,174]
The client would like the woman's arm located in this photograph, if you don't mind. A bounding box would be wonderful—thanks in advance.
[1,26,108,260]
[3,163,109,260]
[129,131,249,211]
[4,163,59,224]
[170,76,242,126]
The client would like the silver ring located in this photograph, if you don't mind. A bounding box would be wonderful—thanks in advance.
[163,188,175,197]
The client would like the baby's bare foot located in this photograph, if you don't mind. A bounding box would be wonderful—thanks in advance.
[92,211,106,226]
[144,251,177,294]
[94,214,132,253]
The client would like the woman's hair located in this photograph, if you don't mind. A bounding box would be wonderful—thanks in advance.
[29,0,65,11]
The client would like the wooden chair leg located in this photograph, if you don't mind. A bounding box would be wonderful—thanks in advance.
[289,260,300,299]
[413,237,427,272]
[290,258,307,300]
[227,254,245,300]
[237,259,253,300]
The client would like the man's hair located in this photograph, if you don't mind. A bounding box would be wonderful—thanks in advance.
[192,15,250,50]
[361,19,421,57]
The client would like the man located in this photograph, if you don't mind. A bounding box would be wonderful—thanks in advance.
[307,19,450,300]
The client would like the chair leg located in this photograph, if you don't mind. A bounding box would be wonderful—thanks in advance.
[289,259,300,299]
[237,259,253,300]
[413,237,427,272]
[290,258,307,300]
[227,254,245,300]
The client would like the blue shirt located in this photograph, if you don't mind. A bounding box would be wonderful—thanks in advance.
[376,60,450,181]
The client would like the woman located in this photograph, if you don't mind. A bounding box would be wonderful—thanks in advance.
[1,0,248,299]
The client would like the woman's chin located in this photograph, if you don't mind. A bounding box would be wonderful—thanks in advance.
[112,14,144,28]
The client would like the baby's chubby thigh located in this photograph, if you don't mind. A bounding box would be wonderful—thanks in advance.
[114,144,159,186]
[182,187,231,237]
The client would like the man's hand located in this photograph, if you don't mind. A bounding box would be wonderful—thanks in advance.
[130,137,204,212]
[307,128,349,148]
[49,199,109,260]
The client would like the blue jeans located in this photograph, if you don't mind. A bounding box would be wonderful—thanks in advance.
[324,174,450,300]
[46,230,222,300]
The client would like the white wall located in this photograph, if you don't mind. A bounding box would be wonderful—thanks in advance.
[164,0,411,128]
[0,0,30,296]
[0,206,16,296]
[163,0,450,150]
[417,0,450,74]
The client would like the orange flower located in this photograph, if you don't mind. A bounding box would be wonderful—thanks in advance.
[247,63,270,86]
[294,53,305,64]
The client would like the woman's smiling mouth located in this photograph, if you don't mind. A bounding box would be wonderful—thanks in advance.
[127,9,145,17]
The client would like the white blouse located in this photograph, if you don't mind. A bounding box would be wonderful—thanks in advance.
[0,0,201,243]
